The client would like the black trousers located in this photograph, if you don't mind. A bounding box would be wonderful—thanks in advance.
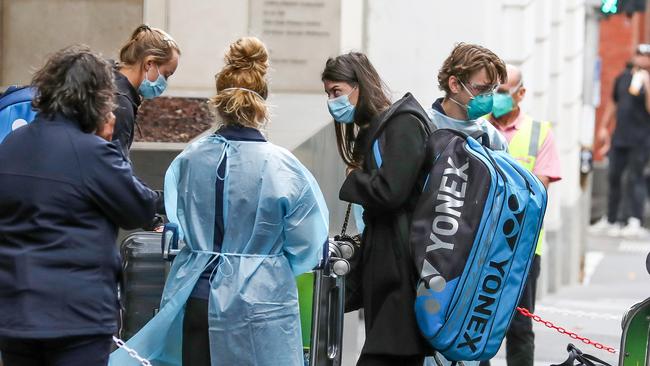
[480,254,541,366]
[0,335,112,366]
[183,297,210,366]
[607,146,650,223]
[357,353,424,366]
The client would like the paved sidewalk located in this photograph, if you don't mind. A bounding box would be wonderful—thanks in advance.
[489,232,650,366]
[343,232,649,366]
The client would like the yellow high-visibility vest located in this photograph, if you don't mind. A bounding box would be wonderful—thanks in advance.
[506,115,551,256]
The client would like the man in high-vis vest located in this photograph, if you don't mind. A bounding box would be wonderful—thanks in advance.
[481,64,562,366]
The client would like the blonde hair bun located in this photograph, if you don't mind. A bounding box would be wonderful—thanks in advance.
[224,37,268,75]
[212,37,270,129]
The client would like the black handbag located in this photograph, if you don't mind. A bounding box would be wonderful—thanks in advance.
[551,344,613,366]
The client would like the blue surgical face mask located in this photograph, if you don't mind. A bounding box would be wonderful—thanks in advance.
[327,87,356,124]
[450,81,494,120]
[492,82,522,118]
[139,65,167,100]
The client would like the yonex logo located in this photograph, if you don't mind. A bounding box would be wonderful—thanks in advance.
[457,194,523,353]
[503,194,524,250]
[416,157,469,315]
[427,157,469,253]
[418,156,469,294]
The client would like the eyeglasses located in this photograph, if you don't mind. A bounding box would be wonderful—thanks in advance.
[496,81,523,95]
[463,81,499,96]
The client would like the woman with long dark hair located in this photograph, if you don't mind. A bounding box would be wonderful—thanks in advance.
[322,53,433,366]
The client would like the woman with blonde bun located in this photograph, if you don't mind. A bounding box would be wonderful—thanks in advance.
[109,37,329,366]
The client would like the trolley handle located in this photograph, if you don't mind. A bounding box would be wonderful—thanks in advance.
[161,223,181,261]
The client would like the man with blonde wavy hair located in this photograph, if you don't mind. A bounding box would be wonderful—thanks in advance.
[427,43,508,151]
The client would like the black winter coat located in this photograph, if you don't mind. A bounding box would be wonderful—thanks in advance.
[0,114,158,338]
[340,93,435,357]
[112,67,141,158]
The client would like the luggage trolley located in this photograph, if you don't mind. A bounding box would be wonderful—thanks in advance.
[617,252,650,366]
[305,235,356,366]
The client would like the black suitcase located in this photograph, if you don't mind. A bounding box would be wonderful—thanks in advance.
[118,231,167,340]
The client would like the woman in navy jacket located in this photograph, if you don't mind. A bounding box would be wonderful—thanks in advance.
[0,45,159,366]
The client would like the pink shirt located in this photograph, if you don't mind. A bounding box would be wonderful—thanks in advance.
[491,111,562,182]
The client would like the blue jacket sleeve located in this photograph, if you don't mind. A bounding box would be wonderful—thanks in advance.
[82,140,158,230]
[283,168,329,275]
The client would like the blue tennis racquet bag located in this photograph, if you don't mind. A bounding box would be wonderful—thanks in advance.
[408,128,547,361]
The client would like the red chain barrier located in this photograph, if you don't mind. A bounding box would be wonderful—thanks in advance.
[516,307,618,354]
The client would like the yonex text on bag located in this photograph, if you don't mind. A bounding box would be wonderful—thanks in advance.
[414,129,546,361]
[373,128,547,361]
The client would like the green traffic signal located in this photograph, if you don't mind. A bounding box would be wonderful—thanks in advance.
[602,0,619,14]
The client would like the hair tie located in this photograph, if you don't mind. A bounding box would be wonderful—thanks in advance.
[220,87,265,101]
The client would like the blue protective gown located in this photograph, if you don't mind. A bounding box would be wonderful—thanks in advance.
[110,133,329,366]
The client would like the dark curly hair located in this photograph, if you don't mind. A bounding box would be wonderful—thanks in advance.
[438,43,507,94]
[32,45,116,133]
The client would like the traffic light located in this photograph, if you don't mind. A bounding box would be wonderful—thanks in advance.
[601,0,646,16]
[601,0,618,14]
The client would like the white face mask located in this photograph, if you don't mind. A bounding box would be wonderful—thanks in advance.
[219,87,265,100]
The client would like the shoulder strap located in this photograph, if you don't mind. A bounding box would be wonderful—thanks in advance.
[469,130,490,147]
[372,112,433,168]
[370,93,434,144]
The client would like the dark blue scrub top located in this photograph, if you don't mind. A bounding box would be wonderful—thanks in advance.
[190,125,266,300]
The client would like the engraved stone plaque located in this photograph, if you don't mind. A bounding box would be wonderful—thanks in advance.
[249,0,341,93]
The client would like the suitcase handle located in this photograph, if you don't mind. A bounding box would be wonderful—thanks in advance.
[327,275,346,361]
[162,223,181,261]
[310,240,350,365]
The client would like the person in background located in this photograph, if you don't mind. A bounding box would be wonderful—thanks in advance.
[592,45,650,237]
[109,37,329,366]
[482,64,562,366]
[323,52,434,366]
[113,24,180,157]
[0,45,159,366]
[427,43,508,151]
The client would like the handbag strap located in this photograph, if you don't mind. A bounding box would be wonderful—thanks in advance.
[341,202,353,236]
